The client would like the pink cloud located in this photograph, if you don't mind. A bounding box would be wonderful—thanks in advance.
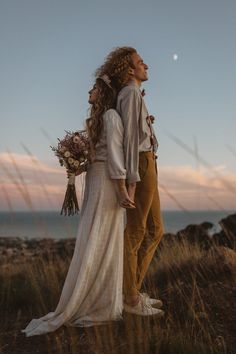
[0,153,235,211]
[0,152,62,174]
[158,164,236,210]
[0,153,85,211]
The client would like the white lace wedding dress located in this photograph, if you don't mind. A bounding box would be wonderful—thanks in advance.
[22,109,126,336]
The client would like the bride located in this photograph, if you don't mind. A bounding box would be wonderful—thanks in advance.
[22,75,135,336]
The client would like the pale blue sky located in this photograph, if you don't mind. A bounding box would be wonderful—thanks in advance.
[1,0,236,172]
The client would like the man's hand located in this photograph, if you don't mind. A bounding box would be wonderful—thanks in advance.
[118,187,136,209]
[116,180,135,209]
[127,182,136,202]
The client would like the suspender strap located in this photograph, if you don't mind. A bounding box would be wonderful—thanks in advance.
[139,94,156,153]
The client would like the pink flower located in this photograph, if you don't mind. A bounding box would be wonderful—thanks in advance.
[73,136,80,144]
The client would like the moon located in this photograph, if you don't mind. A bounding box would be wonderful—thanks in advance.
[173,54,178,61]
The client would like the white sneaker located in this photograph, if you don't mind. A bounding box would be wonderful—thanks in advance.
[139,292,163,308]
[123,298,164,317]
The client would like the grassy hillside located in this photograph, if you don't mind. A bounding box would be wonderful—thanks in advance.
[0,232,235,354]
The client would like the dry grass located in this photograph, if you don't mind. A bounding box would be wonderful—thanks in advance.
[0,238,235,354]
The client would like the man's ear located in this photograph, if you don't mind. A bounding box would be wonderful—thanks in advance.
[128,67,134,76]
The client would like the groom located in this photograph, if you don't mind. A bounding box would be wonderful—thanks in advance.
[96,47,164,316]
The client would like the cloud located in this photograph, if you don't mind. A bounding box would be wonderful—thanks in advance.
[159,164,236,190]
[0,152,85,211]
[0,152,235,211]
[158,164,236,210]
[0,152,62,175]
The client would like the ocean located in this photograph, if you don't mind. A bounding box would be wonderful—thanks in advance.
[0,210,235,239]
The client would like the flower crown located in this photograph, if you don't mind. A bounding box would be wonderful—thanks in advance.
[98,74,113,89]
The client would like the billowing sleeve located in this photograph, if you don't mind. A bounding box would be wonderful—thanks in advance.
[117,88,141,183]
[104,110,127,180]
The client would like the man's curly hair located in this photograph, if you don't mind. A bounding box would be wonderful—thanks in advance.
[95,47,137,92]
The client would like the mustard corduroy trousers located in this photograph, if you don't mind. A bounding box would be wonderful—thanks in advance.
[123,151,165,298]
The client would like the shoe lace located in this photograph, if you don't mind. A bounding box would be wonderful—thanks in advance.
[139,292,150,305]
[139,295,153,311]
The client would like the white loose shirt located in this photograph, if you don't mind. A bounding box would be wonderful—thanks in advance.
[116,81,158,183]
[94,109,126,180]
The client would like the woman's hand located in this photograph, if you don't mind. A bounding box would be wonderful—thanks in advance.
[66,164,87,178]
[75,164,86,176]
[115,180,135,209]
[118,187,136,209]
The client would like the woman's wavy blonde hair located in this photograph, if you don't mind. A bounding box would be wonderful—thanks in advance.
[95,47,137,92]
[86,78,116,155]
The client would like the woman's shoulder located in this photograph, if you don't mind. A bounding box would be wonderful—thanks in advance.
[103,109,123,132]
[103,109,122,122]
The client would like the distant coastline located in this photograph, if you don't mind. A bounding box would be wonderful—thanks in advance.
[0,209,235,239]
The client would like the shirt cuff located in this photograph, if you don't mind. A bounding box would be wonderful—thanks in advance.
[110,174,127,180]
[127,172,141,183]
